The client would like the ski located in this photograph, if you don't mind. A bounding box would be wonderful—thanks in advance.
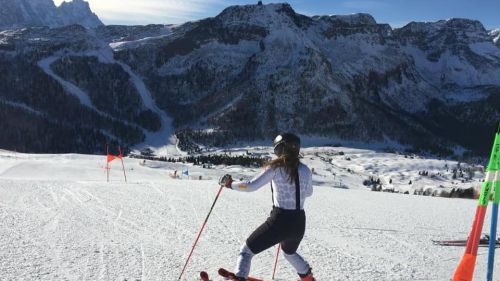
[200,271,210,281]
[434,234,492,244]
[433,239,468,246]
[433,239,467,244]
[218,268,264,281]
[435,242,494,247]
[433,238,500,247]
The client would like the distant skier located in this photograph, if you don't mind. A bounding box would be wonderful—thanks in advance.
[219,133,315,281]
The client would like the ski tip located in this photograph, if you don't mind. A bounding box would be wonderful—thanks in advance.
[218,268,228,275]
[200,271,209,281]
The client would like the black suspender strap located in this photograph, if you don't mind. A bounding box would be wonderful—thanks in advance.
[295,167,300,210]
[270,181,275,207]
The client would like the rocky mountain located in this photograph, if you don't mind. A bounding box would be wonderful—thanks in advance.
[0,0,102,30]
[0,3,499,156]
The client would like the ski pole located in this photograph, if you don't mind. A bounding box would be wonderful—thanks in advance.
[271,244,281,279]
[178,184,225,281]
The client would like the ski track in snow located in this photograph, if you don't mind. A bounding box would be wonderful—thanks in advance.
[115,61,180,157]
[37,45,181,157]
[38,56,93,108]
[0,98,46,116]
[0,150,495,281]
[37,54,140,144]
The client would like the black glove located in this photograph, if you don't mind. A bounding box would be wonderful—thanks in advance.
[219,174,233,188]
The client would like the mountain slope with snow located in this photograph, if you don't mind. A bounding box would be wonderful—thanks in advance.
[112,4,500,156]
[0,2,499,156]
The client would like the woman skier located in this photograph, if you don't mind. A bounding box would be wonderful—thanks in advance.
[219,133,315,281]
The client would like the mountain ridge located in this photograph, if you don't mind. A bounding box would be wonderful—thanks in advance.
[0,2,499,157]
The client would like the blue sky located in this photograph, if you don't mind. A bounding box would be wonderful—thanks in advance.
[53,0,500,29]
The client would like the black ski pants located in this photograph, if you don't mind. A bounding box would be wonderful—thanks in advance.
[246,207,306,255]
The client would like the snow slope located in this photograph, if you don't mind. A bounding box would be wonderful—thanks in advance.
[0,148,495,281]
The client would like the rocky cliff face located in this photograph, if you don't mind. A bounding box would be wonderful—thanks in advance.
[113,4,500,155]
[0,3,499,155]
[0,0,102,30]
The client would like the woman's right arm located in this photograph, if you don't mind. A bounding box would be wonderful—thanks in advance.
[230,167,274,192]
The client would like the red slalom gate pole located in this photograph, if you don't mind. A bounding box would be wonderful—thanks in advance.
[106,144,110,182]
[118,146,127,183]
[178,185,225,281]
[272,244,281,279]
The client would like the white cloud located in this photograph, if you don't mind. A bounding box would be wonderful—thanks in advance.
[53,0,227,24]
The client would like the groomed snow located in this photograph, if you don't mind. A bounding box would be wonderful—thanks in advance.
[0,148,495,281]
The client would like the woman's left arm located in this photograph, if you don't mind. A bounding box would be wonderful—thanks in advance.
[304,168,314,197]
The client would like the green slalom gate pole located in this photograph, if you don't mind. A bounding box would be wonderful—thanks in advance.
[453,122,499,281]
[486,122,500,281]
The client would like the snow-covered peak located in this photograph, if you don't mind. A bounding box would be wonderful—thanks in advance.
[57,0,103,28]
[314,13,377,26]
[398,21,440,33]
[215,3,311,29]
[397,18,488,41]
[443,18,486,32]
[0,0,60,29]
[0,0,102,30]
[218,3,290,18]
[490,29,500,46]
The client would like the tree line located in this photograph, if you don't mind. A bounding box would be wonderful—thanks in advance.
[131,152,268,167]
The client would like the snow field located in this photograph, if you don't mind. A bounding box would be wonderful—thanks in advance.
[0,150,495,280]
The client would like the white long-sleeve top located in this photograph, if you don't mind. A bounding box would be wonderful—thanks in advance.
[230,163,313,210]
